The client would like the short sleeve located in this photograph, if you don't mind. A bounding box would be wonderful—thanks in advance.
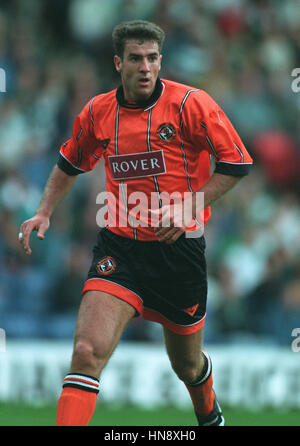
[57,97,104,175]
[181,90,253,176]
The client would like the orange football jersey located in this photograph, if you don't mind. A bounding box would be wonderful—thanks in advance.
[58,78,253,240]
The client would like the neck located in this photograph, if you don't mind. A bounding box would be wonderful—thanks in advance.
[116,78,163,109]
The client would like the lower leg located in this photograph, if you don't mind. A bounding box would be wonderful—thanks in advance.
[163,328,215,417]
[184,350,215,416]
[56,346,103,427]
[56,291,136,426]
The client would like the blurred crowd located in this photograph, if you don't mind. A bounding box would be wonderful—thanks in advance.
[0,0,300,346]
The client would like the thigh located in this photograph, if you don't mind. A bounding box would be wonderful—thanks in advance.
[71,290,136,373]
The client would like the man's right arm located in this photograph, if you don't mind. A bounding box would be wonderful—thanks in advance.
[19,165,78,255]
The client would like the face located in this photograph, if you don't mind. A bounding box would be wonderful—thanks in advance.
[114,39,162,102]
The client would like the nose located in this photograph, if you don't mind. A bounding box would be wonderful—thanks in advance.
[139,57,150,73]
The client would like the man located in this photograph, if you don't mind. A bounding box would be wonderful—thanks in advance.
[19,20,253,426]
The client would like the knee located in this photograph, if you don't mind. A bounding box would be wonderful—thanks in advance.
[72,339,111,371]
[170,359,202,384]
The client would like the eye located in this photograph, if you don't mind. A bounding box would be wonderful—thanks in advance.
[148,54,158,62]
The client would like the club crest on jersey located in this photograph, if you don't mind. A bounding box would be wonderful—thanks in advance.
[99,139,110,150]
[96,256,116,275]
[157,123,176,142]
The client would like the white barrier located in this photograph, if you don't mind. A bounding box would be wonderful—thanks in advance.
[0,341,300,409]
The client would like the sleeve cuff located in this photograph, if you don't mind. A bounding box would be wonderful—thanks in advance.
[214,162,252,176]
[57,153,85,176]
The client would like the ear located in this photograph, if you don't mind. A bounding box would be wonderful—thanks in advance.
[114,55,122,73]
[159,54,162,71]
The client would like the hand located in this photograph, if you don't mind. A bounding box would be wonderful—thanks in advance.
[150,194,194,244]
[18,214,50,255]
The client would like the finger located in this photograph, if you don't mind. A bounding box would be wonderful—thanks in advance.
[156,227,180,243]
[154,225,172,237]
[18,231,30,254]
[20,236,32,256]
[22,232,33,255]
[37,222,48,240]
[155,210,183,236]
[19,222,35,255]
[18,225,26,246]
[164,228,185,244]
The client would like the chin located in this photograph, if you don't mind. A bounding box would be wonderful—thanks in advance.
[136,86,153,100]
[138,90,151,99]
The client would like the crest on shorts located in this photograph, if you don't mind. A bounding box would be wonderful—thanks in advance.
[183,304,199,317]
[96,256,116,275]
[156,123,176,142]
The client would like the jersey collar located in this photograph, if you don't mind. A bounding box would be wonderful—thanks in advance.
[116,78,163,110]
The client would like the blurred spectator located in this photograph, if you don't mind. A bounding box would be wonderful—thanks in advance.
[252,131,300,191]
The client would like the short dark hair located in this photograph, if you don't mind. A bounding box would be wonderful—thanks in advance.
[112,20,165,58]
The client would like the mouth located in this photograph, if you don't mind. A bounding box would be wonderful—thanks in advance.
[138,78,151,87]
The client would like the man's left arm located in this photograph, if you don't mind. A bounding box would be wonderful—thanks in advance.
[154,89,253,243]
[154,172,242,243]
[193,172,241,210]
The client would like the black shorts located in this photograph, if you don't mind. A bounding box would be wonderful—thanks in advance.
[82,227,208,335]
